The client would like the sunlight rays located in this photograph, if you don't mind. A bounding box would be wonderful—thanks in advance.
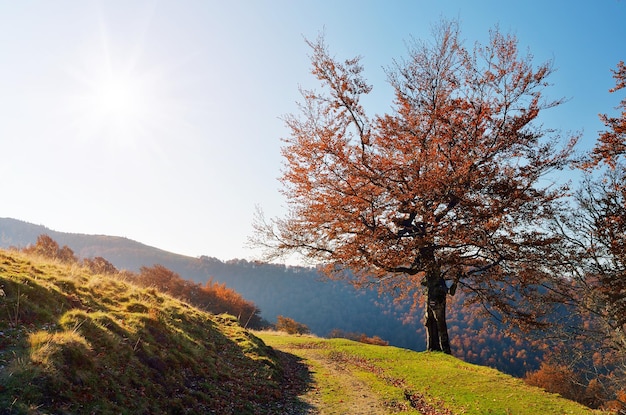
[62,3,176,156]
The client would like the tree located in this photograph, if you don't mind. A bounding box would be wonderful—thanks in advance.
[590,61,626,168]
[550,168,626,351]
[583,61,626,361]
[541,169,626,409]
[23,234,77,263]
[203,278,265,328]
[539,62,626,411]
[524,362,585,403]
[23,234,60,258]
[136,264,187,296]
[275,315,310,335]
[524,362,606,409]
[132,265,266,329]
[83,256,118,274]
[252,20,576,354]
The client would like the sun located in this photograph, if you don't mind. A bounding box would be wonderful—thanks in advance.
[60,6,195,159]
[87,70,152,135]
[65,55,158,150]
[95,76,141,119]
[62,15,172,151]
[67,51,162,148]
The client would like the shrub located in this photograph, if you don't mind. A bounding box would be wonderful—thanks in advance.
[132,265,267,329]
[22,234,77,264]
[524,362,608,408]
[83,256,118,274]
[275,315,310,335]
[329,329,389,346]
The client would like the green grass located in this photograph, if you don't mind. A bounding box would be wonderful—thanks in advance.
[0,249,284,414]
[258,332,608,415]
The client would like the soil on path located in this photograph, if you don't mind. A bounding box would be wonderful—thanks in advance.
[274,341,390,415]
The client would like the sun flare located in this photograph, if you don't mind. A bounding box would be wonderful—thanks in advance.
[63,21,172,150]
[95,77,141,119]
[59,5,196,159]
[84,68,156,137]
[67,67,155,149]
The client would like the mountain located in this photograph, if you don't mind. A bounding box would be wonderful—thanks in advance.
[0,217,544,377]
[0,217,192,271]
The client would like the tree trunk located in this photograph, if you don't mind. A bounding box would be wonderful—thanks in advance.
[424,272,451,354]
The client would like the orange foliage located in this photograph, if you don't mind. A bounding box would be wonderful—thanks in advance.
[22,234,77,264]
[23,235,118,274]
[591,61,626,168]
[275,315,310,335]
[133,265,265,329]
[604,389,626,414]
[524,362,609,409]
[329,329,389,346]
[542,139,626,407]
[20,236,266,328]
[525,363,584,403]
[83,256,118,274]
[203,278,265,327]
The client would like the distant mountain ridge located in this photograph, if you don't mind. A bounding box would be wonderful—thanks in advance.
[0,217,192,270]
[0,217,419,346]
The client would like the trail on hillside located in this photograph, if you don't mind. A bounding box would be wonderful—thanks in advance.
[276,342,390,415]
[259,333,602,415]
[267,336,459,415]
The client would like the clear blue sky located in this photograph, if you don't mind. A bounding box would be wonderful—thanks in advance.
[1,1,624,261]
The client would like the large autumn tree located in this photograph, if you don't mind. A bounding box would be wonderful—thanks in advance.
[253,21,576,354]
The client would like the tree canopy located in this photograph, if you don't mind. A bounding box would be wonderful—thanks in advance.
[591,61,626,168]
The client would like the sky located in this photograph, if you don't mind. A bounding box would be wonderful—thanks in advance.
[1,1,625,262]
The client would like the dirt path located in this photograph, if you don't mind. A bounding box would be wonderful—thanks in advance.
[275,341,390,415]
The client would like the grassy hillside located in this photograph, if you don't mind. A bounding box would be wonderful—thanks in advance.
[0,247,609,415]
[0,249,295,414]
